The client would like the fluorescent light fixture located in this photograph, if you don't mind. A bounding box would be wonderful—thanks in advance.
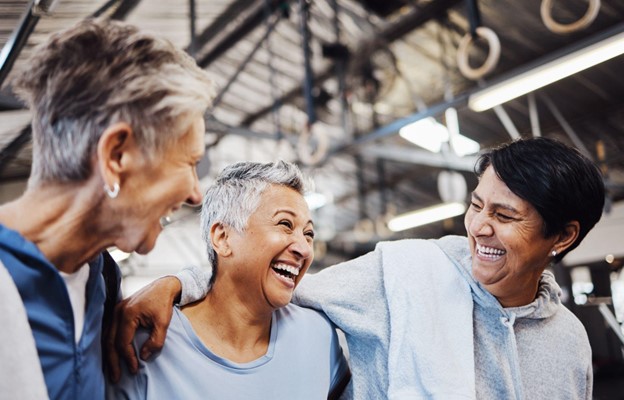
[305,192,327,210]
[399,116,479,156]
[445,107,480,156]
[399,117,449,152]
[469,28,624,112]
[387,202,466,232]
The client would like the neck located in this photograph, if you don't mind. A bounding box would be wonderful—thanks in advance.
[495,270,543,308]
[0,181,115,273]
[182,279,273,363]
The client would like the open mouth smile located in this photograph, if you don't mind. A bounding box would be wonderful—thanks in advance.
[271,262,301,285]
[476,243,506,260]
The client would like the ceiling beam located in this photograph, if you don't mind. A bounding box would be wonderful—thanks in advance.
[0,126,31,176]
[240,0,463,127]
[196,0,292,69]
[360,144,477,172]
[0,2,40,89]
[0,93,25,111]
[186,0,257,55]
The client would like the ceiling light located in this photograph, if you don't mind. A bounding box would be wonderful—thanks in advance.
[399,117,449,153]
[387,202,466,232]
[399,116,479,156]
[305,192,327,210]
[469,27,624,112]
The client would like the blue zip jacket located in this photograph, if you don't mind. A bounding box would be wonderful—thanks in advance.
[0,224,109,400]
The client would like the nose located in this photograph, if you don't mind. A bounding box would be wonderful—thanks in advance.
[467,210,493,237]
[290,232,313,261]
[185,172,202,206]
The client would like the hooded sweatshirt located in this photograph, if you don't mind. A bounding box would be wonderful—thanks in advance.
[179,235,592,399]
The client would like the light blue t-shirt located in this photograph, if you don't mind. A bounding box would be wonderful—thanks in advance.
[110,304,349,400]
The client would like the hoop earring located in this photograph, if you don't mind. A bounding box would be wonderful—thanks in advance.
[551,250,557,257]
[104,182,120,199]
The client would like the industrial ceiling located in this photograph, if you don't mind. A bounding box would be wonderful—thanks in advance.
[2,0,624,270]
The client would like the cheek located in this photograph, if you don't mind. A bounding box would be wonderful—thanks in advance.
[464,211,474,233]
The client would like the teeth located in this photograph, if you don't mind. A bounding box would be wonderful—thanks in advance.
[476,244,505,257]
[272,263,300,277]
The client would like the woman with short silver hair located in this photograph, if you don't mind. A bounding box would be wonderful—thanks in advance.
[0,18,214,399]
[109,161,350,400]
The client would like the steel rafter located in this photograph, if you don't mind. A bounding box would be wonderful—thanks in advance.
[196,0,293,69]
[240,0,463,127]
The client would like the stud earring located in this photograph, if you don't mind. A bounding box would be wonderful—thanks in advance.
[551,250,557,257]
[104,182,120,199]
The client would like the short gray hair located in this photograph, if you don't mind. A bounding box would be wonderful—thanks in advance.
[12,18,215,185]
[200,161,311,281]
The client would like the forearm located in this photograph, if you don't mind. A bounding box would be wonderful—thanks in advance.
[175,265,211,306]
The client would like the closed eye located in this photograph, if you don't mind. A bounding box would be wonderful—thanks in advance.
[470,202,483,211]
[496,213,514,221]
[279,220,293,229]
[305,230,315,239]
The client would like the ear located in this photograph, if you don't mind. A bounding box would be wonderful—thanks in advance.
[96,122,135,187]
[211,222,232,257]
[553,221,580,255]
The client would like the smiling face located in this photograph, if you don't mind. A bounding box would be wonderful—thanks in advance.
[222,184,314,311]
[464,166,561,307]
[117,116,205,254]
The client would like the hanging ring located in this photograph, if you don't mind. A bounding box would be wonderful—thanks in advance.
[104,182,120,199]
[457,26,501,81]
[297,123,329,166]
[541,0,600,34]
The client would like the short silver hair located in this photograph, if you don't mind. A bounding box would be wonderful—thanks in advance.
[12,18,215,186]
[200,161,311,281]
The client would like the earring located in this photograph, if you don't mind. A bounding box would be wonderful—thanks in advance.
[104,182,120,199]
[551,250,557,257]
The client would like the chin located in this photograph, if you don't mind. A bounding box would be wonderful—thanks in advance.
[133,236,158,255]
[272,295,293,309]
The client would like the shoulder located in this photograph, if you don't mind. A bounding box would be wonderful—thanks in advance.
[374,235,469,261]
[547,304,592,357]
[279,303,333,326]
[277,304,336,339]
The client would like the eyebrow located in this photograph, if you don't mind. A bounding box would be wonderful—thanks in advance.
[471,191,519,214]
[273,209,314,227]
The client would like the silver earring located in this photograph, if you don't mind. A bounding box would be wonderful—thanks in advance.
[551,250,557,257]
[104,182,120,199]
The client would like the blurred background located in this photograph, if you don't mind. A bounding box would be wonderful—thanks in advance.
[1,0,623,397]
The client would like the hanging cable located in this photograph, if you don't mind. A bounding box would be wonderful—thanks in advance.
[297,0,329,165]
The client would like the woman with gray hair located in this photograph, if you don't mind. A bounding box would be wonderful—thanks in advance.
[109,161,350,399]
[0,18,214,399]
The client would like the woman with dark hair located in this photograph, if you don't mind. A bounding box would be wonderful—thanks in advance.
[112,137,603,399]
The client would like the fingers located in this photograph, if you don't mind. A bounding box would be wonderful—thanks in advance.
[140,324,165,361]
[116,303,140,375]
[139,303,173,360]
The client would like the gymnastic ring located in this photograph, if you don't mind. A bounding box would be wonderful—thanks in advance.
[297,123,329,166]
[457,27,501,81]
[541,0,600,34]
